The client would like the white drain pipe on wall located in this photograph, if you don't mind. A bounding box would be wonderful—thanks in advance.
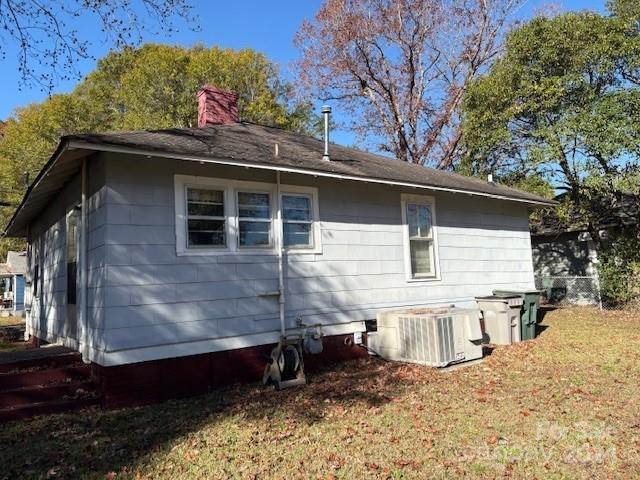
[276,171,286,337]
[275,171,286,337]
[276,170,286,338]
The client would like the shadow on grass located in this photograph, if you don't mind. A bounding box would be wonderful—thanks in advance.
[0,357,435,479]
[537,305,557,323]
[536,324,550,336]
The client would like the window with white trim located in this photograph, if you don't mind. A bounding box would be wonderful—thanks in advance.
[186,187,226,247]
[402,194,439,280]
[174,175,321,255]
[237,191,272,247]
[282,194,313,248]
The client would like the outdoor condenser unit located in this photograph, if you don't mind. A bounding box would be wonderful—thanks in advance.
[375,307,483,367]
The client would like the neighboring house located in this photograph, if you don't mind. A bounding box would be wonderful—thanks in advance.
[0,250,26,316]
[531,192,638,277]
[4,86,554,406]
[531,230,599,278]
[530,193,638,304]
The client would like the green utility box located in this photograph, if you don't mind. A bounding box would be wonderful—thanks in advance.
[492,289,542,341]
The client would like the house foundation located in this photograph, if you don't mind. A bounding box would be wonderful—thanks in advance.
[92,333,369,409]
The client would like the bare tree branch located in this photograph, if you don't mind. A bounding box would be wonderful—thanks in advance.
[0,0,197,90]
[295,0,521,168]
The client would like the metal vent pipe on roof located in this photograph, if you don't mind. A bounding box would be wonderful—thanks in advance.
[322,105,331,161]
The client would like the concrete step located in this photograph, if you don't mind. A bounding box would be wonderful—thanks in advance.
[0,396,100,423]
[0,365,91,391]
[0,380,95,409]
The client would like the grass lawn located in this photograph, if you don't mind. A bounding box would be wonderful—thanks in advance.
[0,315,24,327]
[1,307,639,479]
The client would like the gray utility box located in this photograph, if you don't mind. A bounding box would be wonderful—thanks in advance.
[476,296,523,345]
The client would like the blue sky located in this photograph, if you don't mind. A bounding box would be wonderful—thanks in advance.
[0,0,607,144]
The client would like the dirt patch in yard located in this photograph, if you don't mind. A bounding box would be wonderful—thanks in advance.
[1,307,639,479]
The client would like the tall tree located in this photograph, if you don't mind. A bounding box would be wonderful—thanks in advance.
[0,0,195,89]
[295,0,522,167]
[0,44,314,256]
[461,2,640,247]
[75,44,313,132]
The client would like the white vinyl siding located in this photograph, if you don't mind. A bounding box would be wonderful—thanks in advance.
[53,156,536,366]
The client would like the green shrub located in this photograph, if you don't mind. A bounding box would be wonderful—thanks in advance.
[598,229,640,306]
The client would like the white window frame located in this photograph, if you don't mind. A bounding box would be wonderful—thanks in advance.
[175,175,321,256]
[176,177,232,254]
[401,193,441,282]
[185,185,228,250]
[235,188,275,250]
[279,185,321,254]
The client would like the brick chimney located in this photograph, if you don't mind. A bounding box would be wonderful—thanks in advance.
[197,85,239,127]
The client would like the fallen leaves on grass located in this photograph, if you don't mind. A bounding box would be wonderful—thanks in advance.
[1,308,640,479]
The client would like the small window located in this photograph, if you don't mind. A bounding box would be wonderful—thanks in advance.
[282,194,313,248]
[186,188,226,247]
[33,264,40,297]
[237,191,272,247]
[67,207,80,305]
[402,195,438,280]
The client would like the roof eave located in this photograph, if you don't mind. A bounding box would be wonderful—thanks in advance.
[4,138,557,238]
[66,140,558,207]
[3,139,71,237]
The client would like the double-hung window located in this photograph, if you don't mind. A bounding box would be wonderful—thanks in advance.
[402,194,439,280]
[237,191,272,247]
[282,194,313,248]
[175,175,320,255]
[186,188,226,247]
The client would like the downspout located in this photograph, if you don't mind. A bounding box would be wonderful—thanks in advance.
[276,171,286,337]
[79,158,90,363]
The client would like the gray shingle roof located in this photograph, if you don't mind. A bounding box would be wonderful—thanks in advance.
[5,122,554,237]
[69,122,554,205]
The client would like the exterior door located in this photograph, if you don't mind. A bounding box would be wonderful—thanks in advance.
[65,207,80,340]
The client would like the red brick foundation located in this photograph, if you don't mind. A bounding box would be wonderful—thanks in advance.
[93,333,368,409]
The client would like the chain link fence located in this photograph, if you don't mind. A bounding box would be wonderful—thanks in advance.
[535,276,604,309]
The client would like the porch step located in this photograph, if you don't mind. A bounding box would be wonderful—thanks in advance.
[0,380,94,408]
[0,352,82,374]
[0,396,100,423]
[0,365,91,390]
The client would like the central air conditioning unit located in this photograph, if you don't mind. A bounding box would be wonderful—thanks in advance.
[375,307,483,367]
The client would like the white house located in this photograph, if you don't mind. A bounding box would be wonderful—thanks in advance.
[4,86,554,406]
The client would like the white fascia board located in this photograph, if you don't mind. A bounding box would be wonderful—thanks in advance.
[67,141,555,207]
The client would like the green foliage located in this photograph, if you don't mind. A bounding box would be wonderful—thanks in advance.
[0,44,314,257]
[462,9,640,182]
[461,1,640,305]
[598,230,640,305]
[75,44,313,132]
